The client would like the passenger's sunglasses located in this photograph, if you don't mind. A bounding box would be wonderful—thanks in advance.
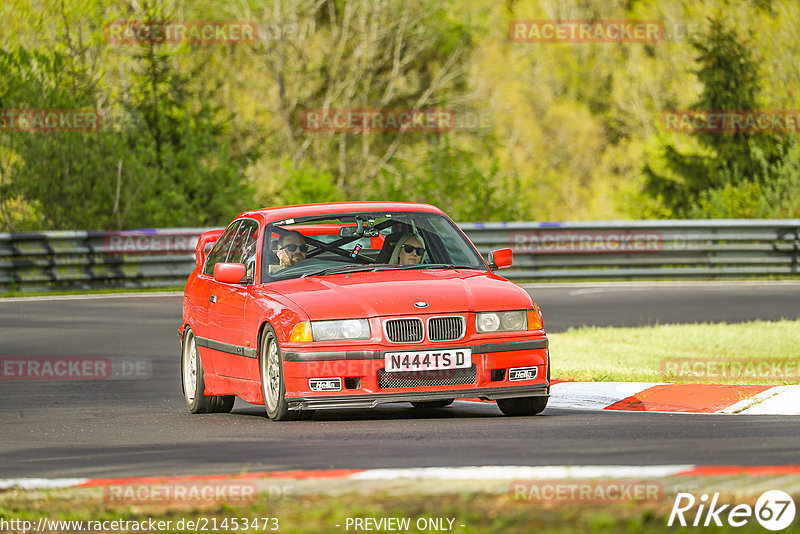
[402,244,425,256]
[281,244,308,253]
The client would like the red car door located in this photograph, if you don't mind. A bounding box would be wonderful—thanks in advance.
[207,219,260,380]
[192,221,242,376]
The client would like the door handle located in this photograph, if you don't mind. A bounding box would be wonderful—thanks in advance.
[210,295,217,303]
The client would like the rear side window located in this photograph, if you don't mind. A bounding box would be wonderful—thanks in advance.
[202,221,241,276]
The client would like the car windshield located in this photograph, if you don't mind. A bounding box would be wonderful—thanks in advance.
[262,210,487,281]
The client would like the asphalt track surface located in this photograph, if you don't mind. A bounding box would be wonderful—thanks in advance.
[1,282,799,478]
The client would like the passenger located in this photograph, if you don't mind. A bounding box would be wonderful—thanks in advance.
[389,233,426,265]
[275,231,308,269]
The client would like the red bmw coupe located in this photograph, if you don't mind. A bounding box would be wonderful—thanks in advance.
[180,202,549,420]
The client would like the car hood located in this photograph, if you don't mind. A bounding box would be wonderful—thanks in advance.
[261,269,534,319]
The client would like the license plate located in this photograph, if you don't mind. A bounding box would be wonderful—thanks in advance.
[384,349,472,372]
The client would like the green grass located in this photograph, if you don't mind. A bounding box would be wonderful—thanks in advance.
[550,319,800,384]
[0,286,184,298]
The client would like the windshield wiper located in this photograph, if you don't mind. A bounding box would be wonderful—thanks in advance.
[391,263,480,270]
[301,264,382,278]
[301,263,480,277]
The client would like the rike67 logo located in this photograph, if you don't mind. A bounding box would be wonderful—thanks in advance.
[668,491,796,531]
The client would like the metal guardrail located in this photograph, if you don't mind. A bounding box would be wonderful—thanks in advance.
[463,219,800,279]
[1,220,798,292]
[0,228,206,293]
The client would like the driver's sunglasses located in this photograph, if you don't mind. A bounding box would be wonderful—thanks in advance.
[402,244,425,256]
[281,244,308,253]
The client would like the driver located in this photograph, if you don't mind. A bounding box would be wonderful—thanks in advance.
[389,233,426,265]
[275,231,308,269]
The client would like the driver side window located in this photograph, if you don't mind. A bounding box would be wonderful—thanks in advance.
[202,221,241,276]
[227,220,259,283]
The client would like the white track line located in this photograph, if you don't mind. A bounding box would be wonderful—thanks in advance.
[347,465,696,480]
[0,466,697,490]
[723,385,800,415]
[0,478,89,490]
[548,382,661,410]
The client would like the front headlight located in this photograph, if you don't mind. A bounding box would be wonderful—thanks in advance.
[311,319,370,341]
[476,311,528,333]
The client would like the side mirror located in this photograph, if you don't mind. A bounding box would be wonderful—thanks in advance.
[488,248,513,270]
[214,263,247,284]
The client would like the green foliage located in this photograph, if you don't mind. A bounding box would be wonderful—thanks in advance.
[372,137,519,222]
[265,159,343,207]
[689,137,800,217]
[3,0,800,229]
[644,15,799,218]
[0,45,125,230]
[0,1,254,231]
[116,14,257,228]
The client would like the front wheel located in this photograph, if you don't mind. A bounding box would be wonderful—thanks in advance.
[181,328,234,414]
[497,396,548,416]
[259,325,312,421]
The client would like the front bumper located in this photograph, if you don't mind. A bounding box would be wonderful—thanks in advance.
[281,337,550,410]
[286,383,549,410]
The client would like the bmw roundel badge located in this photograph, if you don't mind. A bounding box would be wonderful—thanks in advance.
[414,301,429,308]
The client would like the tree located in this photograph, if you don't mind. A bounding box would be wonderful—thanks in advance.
[235,0,475,203]
[0,45,125,230]
[371,135,519,222]
[115,1,257,228]
[643,16,798,217]
[0,0,256,231]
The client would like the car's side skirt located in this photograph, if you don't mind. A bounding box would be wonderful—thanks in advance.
[195,336,259,359]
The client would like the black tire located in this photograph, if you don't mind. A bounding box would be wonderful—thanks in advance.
[181,328,234,414]
[259,325,312,421]
[411,399,454,409]
[497,396,548,416]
